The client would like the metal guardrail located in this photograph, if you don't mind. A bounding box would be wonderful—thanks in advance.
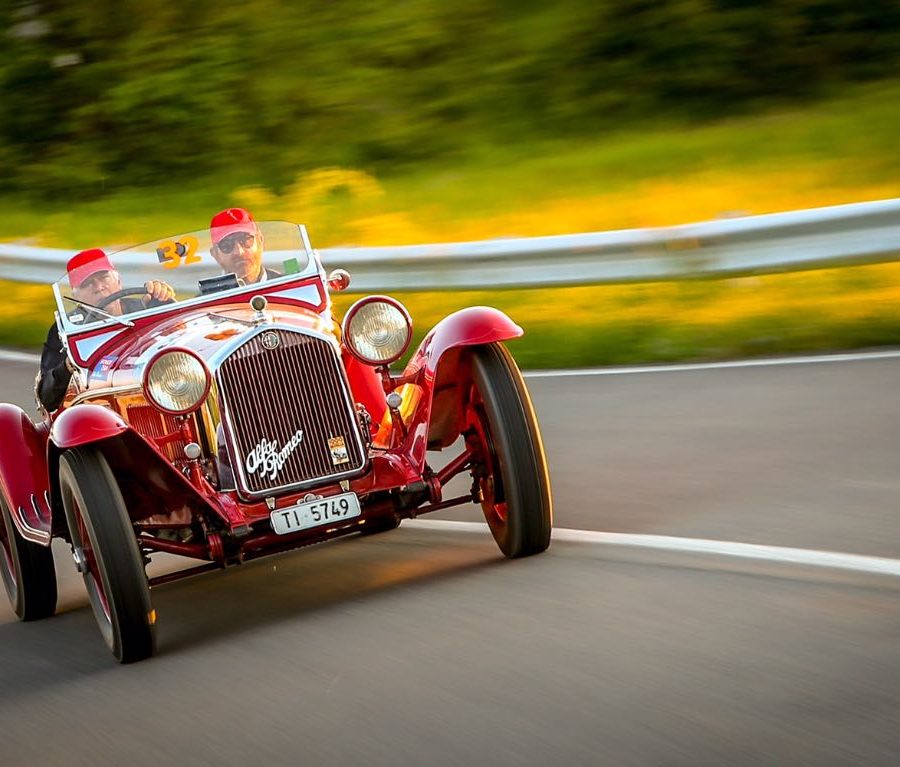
[2,198,900,291]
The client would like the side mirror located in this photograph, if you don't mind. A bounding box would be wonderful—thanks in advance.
[327,269,351,292]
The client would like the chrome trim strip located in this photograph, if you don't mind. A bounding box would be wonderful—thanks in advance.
[70,385,141,407]
[298,224,314,255]
[16,504,51,545]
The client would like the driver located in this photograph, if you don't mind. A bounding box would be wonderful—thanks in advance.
[37,248,176,412]
[209,208,280,284]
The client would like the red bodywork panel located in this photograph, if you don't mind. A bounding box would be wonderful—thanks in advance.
[397,306,523,467]
[50,403,130,448]
[48,404,220,527]
[410,306,523,381]
[0,404,52,545]
[342,351,389,427]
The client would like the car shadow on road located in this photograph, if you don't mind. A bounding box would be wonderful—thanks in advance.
[0,526,505,685]
[154,527,505,655]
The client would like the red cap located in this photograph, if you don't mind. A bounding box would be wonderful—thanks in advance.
[210,207,257,245]
[67,248,115,289]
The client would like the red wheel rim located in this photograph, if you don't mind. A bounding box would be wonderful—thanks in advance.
[72,499,112,628]
[465,384,509,526]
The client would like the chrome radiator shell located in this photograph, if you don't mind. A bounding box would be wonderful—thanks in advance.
[212,327,367,498]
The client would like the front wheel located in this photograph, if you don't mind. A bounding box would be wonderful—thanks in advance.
[0,494,57,620]
[59,447,156,663]
[466,343,552,558]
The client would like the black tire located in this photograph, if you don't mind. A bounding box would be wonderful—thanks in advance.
[59,447,156,663]
[468,343,552,558]
[0,494,57,621]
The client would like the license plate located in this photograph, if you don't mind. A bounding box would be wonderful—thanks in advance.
[270,492,361,535]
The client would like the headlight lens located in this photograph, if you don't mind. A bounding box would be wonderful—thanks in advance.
[343,297,412,365]
[144,350,210,414]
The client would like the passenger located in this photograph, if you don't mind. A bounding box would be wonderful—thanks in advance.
[37,248,175,411]
[209,208,281,285]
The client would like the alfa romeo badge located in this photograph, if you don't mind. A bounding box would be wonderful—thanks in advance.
[261,331,280,350]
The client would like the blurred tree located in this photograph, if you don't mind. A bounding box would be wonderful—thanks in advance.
[565,0,900,121]
[2,0,899,199]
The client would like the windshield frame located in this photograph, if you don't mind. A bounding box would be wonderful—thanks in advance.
[52,223,320,336]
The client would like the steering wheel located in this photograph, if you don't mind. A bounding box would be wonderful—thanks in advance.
[95,287,149,309]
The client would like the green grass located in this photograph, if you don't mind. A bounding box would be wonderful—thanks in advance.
[4,80,900,366]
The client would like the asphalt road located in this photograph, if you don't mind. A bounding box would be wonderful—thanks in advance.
[1,351,899,765]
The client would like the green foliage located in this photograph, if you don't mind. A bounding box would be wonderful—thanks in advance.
[3,0,900,199]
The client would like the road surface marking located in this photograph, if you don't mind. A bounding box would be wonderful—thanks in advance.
[523,349,900,378]
[406,519,900,578]
[0,348,40,364]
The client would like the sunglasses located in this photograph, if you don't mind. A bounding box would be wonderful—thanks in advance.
[216,232,256,255]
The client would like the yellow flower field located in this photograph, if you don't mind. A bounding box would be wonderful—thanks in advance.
[4,257,899,368]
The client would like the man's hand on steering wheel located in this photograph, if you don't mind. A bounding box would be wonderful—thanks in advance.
[142,280,176,305]
[95,281,176,310]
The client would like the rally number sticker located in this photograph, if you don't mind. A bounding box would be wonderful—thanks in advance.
[156,236,201,269]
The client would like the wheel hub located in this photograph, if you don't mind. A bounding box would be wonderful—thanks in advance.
[464,401,508,523]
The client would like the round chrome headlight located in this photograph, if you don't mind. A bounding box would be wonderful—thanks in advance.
[343,297,413,365]
[143,349,210,415]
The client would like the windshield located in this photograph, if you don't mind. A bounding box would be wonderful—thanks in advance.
[53,221,315,331]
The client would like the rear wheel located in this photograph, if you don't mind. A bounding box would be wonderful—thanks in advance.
[59,447,156,663]
[0,494,57,620]
[466,343,552,558]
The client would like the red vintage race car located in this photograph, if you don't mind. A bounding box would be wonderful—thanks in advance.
[0,221,552,662]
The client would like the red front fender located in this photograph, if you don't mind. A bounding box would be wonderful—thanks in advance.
[50,403,130,448]
[47,404,220,527]
[392,307,523,467]
[0,404,52,545]
[405,306,523,382]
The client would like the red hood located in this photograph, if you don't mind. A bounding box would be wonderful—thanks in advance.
[79,304,337,391]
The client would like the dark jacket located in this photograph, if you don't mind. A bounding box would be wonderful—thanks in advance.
[38,322,70,412]
[37,296,158,411]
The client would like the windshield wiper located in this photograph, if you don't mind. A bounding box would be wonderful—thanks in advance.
[63,296,135,328]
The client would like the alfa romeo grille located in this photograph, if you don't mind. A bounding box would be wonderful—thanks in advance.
[216,330,365,495]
